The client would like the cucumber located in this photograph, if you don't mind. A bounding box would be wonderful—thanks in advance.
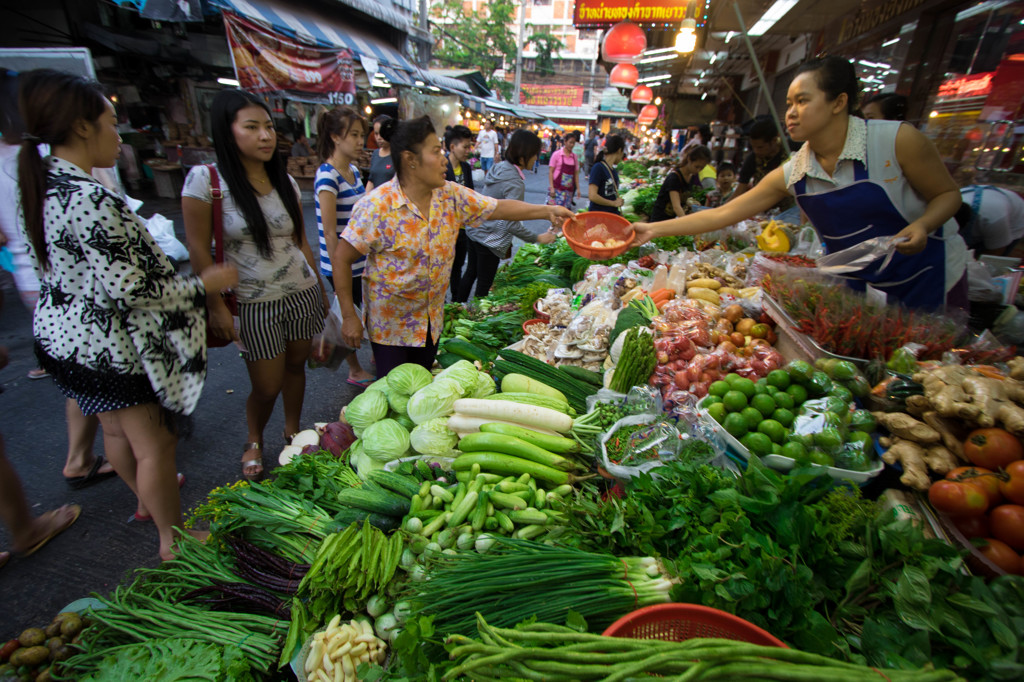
[558,365,603,387]
[478,422,580,455]
[336,486,410,517]
[436,352,464,369]
[445,338,495,363]
[458,432,580,472]
[367,470,420,498]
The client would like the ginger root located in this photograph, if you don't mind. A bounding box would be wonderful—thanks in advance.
[923,444,958,476]
[912,365,1024,435]
[872,411,940,444]
[881,437,932,490]
[921,411,966,461]
[905,394,929,418]
[1008,356,1024,381]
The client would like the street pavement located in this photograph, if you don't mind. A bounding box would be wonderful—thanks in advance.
[0,160,561,638]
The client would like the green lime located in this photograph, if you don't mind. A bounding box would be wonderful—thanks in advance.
[847,430,874,455]
[848,409,877,433]
[741,432,773,457]
[754,379,769,395]
[831,360,858,381]
[808,370,833,396]
[815,357,837,373]
[707,402,728,424]
[708,380,731,398]
[773,392,795,410]
[740,407,763,429]
[786,360,814,382]
[766,369,791,390]
[786,384,808,405]
[757,419,787,444]
[846,376,871,398]
[786,432,814,449]
[808,449,835,466]
[750,394,777,418]
[766,385,781,396]
[821,411,844,430]
[772,407,795,428]
[813,427,844,451]
[732,377,756,399]
[723,412,749,439]
[771,442,784,454]
[722,390,748,413]
[725,372,744,386]
[700,395,723,408]
[822,396,848,415]
[827,384,854,404]
[781,441,808,461]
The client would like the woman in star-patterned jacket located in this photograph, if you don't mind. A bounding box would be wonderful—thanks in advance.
[17,70,237,561]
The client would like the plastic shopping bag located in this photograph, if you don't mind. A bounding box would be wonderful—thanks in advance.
[308,296,356,370]
[815,236,907,276]
[145,214,189,262]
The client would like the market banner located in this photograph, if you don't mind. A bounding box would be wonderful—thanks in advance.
[519,84,584,108]
[224,11,356,105]
[573,0,700,28]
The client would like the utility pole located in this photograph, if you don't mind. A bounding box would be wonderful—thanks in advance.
[513,0,526,104]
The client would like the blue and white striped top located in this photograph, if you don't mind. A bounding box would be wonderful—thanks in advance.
[315,162,366,277]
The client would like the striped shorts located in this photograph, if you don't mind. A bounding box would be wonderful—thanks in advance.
[238,286,325,361]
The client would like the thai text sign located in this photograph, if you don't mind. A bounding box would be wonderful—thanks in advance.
[520,84,584,107]
[224,11,356,104]
[574,0,691,27]
[936,72,994,100]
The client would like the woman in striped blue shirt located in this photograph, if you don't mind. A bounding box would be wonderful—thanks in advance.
[315,107,374,387]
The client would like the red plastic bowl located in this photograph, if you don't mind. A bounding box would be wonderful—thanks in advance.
[522,318,546,335]
[563,212,634,260]
[602,604,788,648]
[533,300,550,322]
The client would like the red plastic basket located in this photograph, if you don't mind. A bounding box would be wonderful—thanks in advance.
[532,300,550,322]
[602,604,788,648]
[563,212,634,260]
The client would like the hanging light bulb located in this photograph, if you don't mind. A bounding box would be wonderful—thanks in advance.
[675,18,697,54]
[630,84,653,104]
[609,63,640,89]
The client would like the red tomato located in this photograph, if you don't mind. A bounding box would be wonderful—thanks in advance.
[998,460,1024,505]
[946,466,1003,507]
[964,428,1024,470]
[0,639,20,662]
[928,480,989,517]
[953,514,990,540]
[978,538,1022,575]
[990,504,1024,552]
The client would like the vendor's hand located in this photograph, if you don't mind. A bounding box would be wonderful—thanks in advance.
[537,230,557,245]
[630,222,658,247]
[893,222,929,255]
[341,316,364,350]
[208,305,237,342]
[613,197,625,208]
[319,284,330,315]
[200,263,239,294]
[545,205,576,226]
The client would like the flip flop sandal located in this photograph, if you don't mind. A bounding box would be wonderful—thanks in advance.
[241,442,264,481]
[130,474,187,522]
[65,456,117,490]
[27,368,49,380]
[15,504,82,557]
[346,376,376,388]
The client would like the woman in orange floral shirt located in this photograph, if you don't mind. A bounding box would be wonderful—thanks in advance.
[336,117,574,375]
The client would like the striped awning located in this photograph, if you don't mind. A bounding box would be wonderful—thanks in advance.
[420,70,472,95]
[210,0,417,73]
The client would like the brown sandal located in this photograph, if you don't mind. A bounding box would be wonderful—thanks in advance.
[241,442,263,481]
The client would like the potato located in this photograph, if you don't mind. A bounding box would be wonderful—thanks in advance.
[58,614,82,639]
[49,647,71,663]
[17,630,45,648]
[687,278,721,291]
[10,646,49,667]
[35,668,53,682]
[42,623,60,639]
[44,639,62,654]
[687,287,721,305]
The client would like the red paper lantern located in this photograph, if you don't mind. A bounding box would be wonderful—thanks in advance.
[630,85,653,104]
[601,20,647,63]
[639,104,659,121]
[609,63,639,89]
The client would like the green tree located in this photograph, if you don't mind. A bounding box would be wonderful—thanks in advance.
[527,30,565,78]
[430,0,516,100]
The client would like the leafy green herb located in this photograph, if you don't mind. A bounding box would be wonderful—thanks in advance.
[79,638,256,682]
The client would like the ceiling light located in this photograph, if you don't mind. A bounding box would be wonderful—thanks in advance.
[364,105,372,114]
[654,96,662,105]
[725,31,735,43]
[675,19,698,54]
[642,47,678,56]
[638,74,672,83]
[639,53,680,64]
[748,0,800,36]
[370,97,397,104]
[882,37,900,47]
[217,77,239,86]
[710,53,718,64]
[701,92,707,100]
[415,80,425,86]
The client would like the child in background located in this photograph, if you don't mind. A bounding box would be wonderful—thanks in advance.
[705,162,737,208]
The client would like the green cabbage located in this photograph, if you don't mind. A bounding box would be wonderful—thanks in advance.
[469,372,496,399]
[434,360,479,394]
[407,378,463,425]
[365,376,390,396]
[386,363,433,396]
[394,414,415,431]
[361,419,411,462]
[410,418,459,456]
[388,391,410,416]
[345,391,389,431]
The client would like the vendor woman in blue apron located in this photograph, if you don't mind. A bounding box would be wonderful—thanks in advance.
[631,56,968,312]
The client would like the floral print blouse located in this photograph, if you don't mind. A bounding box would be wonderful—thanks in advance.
[343,177,497,347]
